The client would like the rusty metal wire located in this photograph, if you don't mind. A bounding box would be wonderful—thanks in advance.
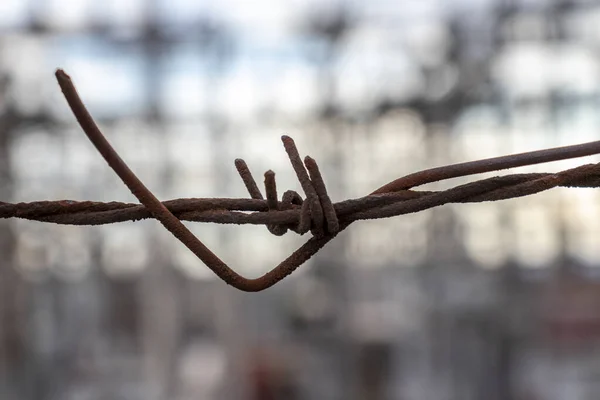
[3,69,600,291]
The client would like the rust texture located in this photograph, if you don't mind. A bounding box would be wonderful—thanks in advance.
[2,68,600,291]
[263,170,288,236]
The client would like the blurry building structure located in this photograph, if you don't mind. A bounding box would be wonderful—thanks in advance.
[2,0,600,399]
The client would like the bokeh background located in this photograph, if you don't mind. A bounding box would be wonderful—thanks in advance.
[2,0,600,399]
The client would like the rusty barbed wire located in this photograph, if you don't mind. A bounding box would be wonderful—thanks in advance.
[2,69,600,291]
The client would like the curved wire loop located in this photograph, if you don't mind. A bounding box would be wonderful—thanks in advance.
[56,69,342,291]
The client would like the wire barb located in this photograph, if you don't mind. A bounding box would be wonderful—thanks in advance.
[281,135,326,237]
[264,170,287,236]
[3,68,600,292]
[235,159,263,200]
[304,156,339,235]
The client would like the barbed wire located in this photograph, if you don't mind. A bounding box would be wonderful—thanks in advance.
[2,69,600,291]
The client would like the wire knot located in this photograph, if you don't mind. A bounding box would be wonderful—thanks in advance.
[234,136,339,238]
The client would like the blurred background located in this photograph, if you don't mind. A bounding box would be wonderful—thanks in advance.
[2,0,600,399]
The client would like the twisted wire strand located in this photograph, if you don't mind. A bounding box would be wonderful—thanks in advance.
[3,168,600,226]
[2,68,600,291]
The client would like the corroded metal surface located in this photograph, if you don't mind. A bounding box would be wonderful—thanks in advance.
[2,69,600,291]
